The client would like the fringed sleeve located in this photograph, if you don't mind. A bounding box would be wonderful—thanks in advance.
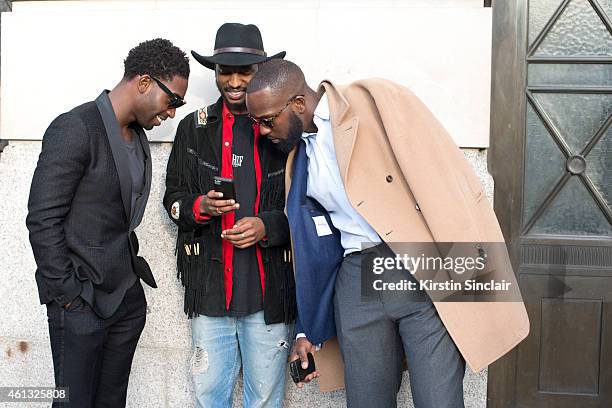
[163,117,207,231]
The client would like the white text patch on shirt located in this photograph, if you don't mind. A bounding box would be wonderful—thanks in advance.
[232,154,244,168]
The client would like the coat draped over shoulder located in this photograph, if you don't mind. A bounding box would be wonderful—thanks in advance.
[286,79,529,392]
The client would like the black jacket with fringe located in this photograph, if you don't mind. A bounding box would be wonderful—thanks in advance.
[163,98,296,325]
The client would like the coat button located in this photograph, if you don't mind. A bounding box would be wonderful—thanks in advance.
[386,175,393,183]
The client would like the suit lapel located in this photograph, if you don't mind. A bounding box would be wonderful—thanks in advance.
[126,124,152,230]
[318,81,359,186]
[286,141,308,208]
[95,91,132,222]
[333,118,359,186]
[284,148,295,203]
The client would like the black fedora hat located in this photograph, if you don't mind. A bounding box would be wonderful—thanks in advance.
[192,23,285,70]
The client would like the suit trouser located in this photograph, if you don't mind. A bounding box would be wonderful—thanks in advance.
[46,279,146,408]
[333,246,465,408]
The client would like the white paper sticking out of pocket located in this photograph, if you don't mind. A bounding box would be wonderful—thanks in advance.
[312,216,333,237]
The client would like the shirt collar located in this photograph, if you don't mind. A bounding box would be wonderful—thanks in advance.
[301,93,329,141]
[313,92,330,121]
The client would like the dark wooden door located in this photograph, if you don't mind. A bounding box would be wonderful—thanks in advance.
[488,0,612,407]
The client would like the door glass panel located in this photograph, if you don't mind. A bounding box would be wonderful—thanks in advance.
[603,0,612,19]
[533,93,612,153]
[585,127,612,207]
[534,0,612,57]
[531,175,612,235]
[524,104,567,225]
[528,64,612,87]
[529,0,564,47]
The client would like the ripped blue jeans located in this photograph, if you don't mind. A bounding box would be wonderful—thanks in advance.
[191,311,290,408]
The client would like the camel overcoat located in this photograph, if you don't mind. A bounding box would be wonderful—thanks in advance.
[285,78,530,391]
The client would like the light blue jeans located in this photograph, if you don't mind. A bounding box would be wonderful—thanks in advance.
[191,311,290,408]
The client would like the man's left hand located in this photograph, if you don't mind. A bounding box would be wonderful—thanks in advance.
[221,217,266,249]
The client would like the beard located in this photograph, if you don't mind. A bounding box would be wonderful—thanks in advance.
[275,111,304,154]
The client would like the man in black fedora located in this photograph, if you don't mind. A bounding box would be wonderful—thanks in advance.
[163,23,295,407]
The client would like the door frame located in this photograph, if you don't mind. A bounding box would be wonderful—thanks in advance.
[487,0,528,406]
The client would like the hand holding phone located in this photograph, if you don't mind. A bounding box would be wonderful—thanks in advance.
[200,179,239,216]
[213,176,236,201]
[289,352,316,384]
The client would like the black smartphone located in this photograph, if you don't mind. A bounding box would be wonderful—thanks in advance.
[289,352,316,383]
[212,176,236,201]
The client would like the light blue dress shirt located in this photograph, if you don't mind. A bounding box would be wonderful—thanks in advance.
[301,93,382,256]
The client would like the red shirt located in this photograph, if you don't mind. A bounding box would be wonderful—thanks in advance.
[192,103,265,310]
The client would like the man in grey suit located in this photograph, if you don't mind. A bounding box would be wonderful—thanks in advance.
[26,38,189,407]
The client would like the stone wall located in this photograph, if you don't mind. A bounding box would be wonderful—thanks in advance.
[0,141,490,407]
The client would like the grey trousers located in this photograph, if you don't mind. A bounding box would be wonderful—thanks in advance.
[333,245,465,408]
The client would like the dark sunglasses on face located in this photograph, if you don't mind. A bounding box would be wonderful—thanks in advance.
[248,95,304,129]
[150,76,186,109]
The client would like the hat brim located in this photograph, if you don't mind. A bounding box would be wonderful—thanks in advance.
[191,50,286,70]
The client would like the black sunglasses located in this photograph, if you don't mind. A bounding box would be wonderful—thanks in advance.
[150,76,186,109]
[248,95,303,129]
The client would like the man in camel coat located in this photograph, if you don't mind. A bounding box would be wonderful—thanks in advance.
[246,59,529,408]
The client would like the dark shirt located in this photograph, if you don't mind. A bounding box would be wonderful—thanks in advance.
[124,131,145,218]
[228,115,263,316]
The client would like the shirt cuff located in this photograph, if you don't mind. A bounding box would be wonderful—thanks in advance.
[193,196,212,223]
[295,333,321,351]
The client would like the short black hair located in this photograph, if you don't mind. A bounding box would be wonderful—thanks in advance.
[247,59,304,96]
[123,38,190,80]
